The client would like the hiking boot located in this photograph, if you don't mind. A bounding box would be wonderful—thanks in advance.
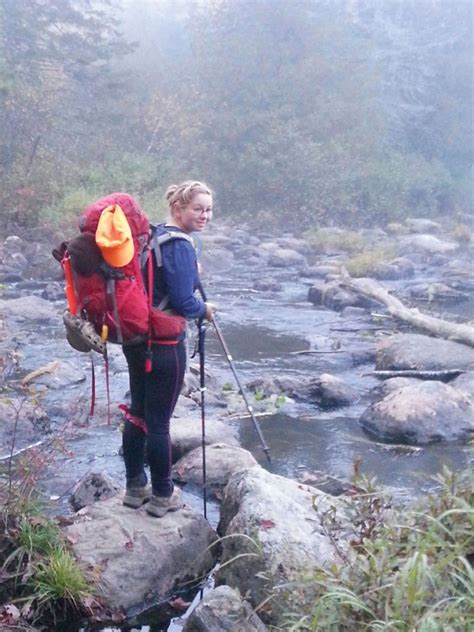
[146,487,183,518]
[123,485,152,508]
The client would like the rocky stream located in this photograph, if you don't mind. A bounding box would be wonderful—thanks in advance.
[0,216,473,630]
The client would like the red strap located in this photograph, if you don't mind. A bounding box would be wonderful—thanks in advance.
[145,246,153,373]
[104,350,111,425]
[89,354,95,418]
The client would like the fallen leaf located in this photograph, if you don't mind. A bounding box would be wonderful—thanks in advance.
[168,596,191,611]
[4,604,20,621]
[56,515,74,526]
[260,519,276,530]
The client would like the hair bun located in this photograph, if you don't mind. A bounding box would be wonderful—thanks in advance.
[165,185,178,202]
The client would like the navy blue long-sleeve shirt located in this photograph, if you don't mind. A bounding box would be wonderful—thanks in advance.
[151,225,206,320]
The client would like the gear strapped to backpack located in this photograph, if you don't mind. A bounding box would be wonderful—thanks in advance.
[52,193,188,362]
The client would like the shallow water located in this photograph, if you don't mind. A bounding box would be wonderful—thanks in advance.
[3,243,474,630]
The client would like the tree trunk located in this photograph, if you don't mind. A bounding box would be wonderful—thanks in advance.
[340,276,474,348]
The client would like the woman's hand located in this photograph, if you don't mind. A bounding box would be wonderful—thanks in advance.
[205,302,217,321]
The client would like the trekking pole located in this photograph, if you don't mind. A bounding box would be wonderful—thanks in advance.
[197,317,208,519]
[198,284,272,464]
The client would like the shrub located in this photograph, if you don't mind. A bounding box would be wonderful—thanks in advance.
[280,467,474,631]
[304,228,368,254]
[344,246,397,277]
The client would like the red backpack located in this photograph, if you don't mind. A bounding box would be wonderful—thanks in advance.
[53,192,186,355]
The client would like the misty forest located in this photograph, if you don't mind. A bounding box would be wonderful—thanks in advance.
[0,1,473,631]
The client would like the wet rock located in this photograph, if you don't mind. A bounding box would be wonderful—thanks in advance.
[376,334,474,372]
[4,235,25,252]
[301,264,341,279]
[297,470,350,496]
[386,222,408,235]
[275,237,313,255]
[183,585,266,632]
[307,373,359,408]
[360,380,474,444]
[405,218,441,234]
[9,252,28,270]
[171,416,239,462]
[0,295,57,325]
[308,280,378,311]
[0,272,24,283]
[70,471,119,511]
[217,467,351,625]
[172,443,260,500]
[65,495,217,612]
[351,348,377,366]
[268,248,308,268]
[399,234,458,256]
[41,282,64,301]
[253,278,282,292]
[248,373,358,408]
[408,282,468,304]
[373,257,415,280]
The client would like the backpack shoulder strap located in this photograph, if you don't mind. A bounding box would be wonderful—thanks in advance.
[150,224,194,267]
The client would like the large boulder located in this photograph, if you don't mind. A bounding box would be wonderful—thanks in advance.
[360,380,474,444]
[248,373,359,408]
[376,334,474,372]
[405,218,442,234]
[172,443,260,499]
[65,495,217,612]
[308,280,379,312]
[268,248,308,268]
[216,467,351,624]
[399,234,458,256]
[408,282,468,305]
[171,416,239,462]
[372,257,415,280]
[183,585,266,632]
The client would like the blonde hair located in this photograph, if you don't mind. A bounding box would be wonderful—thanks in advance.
[165,180,212,214]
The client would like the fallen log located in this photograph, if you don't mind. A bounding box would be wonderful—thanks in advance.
[363,369,465,381]
[340,276,474,348]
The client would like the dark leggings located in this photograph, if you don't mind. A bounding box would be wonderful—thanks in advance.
[122,341,186,497]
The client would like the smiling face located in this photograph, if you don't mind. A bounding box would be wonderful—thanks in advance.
[172,192,213,234]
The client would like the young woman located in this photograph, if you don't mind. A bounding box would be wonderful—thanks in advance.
[122,181,215,517]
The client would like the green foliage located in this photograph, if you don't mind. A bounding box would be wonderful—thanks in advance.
[344,246,397,277]
[32,547,90,610]
[280,467,474,631]
[222,382,234,392]
[304,229,368,254]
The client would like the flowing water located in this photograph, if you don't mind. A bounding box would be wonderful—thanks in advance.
[3,245,473,631]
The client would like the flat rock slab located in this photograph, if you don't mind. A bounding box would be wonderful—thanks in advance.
[217,467,351,624]
[172,443,259,499]
[376,334,474,372]
[65,495,217,612]
[0,295,58,325]
[360,380,474,444]
[183,585,266,632]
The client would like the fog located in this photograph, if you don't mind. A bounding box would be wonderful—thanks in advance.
[1,0,472,230]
